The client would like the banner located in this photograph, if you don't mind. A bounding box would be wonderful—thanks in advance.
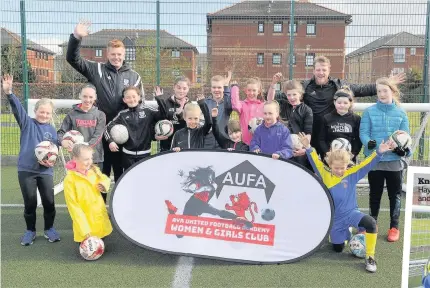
[110,150,334,264]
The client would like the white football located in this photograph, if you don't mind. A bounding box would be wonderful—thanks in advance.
[110,124,129,144]
[331,138,352,152]
[34,141,59,163]
[290,134,304,150]
[248,117,264,134]
[155,120,174,137]
[79,236,105,261]
[63,130,85,144]
[390,131,412,149]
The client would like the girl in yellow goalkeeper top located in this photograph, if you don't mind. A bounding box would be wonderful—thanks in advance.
[64,144,112,244]
[298,133,393,273]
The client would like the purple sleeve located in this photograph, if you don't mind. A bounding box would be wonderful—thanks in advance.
[276,127,294,159]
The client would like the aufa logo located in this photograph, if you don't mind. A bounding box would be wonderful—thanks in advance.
[215,160,275,202]
[111,150,333,264]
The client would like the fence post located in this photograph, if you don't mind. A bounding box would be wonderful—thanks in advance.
[20,0,29,112]
[288,0,295,80]
[419,0,430,159]
[156,0,161,86]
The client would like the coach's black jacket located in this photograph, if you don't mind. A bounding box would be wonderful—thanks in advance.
[156,96,190,151]
[211,117,249,151]
[319,110,362,159]
[67,34,144,122]
[170,100,211,150]
[105,102,163,152]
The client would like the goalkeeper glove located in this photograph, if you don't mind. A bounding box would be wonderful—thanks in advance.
[368,140,376,150]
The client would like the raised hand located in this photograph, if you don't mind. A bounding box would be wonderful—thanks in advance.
[2,74,13,94]
[74,20,91,39]
[153,86,163,97]
[196,94,205,101]
[389,72,406,85]
[211,108,219,118]
[298,132,311,149]
[271,72,282,85]
[224,71,232,86]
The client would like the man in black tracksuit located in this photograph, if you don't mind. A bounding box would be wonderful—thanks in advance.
[67,22,144,182]
[299,56,405,156]
[105,99,163,171]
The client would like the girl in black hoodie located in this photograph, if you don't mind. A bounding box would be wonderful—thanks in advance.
[210,107,249,151]
[319,86,362,163]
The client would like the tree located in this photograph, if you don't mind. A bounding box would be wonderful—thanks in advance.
[1,45,36,82]
[57,47,87,83]
[217,40,255,83]
[134,37,192,87]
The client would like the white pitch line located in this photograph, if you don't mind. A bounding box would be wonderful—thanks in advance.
[172,256,194,288]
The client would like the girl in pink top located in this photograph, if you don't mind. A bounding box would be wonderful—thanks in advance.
[231,78,275,144]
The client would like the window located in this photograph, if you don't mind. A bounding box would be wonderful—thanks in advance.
[172,50,180,58]
[95,49,103,57]
[273,22,282,33]
[257,53,264,65]
[258,22,264,33]
[305,53,315,66]
[172,69,180,76]
[272,53,281,65]
[393,47,405,63]
[125,47,136,61]
[35,52,39,59]
[306,22,316,35]
[411,47,416,55]
[288,21,297,34]
[44,53,48,61]
[197,65,202,75]
[197,77,202,83]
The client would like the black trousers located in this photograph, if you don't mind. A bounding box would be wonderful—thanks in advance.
[122,153,151,171]
[368,170,402,229]
[18,171,56,231]
[332,214,377,252]
[102,138,123,183]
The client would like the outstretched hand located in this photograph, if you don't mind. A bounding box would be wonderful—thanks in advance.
[154,86,163,97]
[389,72,406,85]
[272,72,282,85]
[2,74,13,94]
[224,71,232,86]
[211,108,219,118]
[378,140,394,154]
[74,20,91,39]
[298,132,311,149]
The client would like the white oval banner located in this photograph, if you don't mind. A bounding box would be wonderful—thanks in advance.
[111,150,334,264]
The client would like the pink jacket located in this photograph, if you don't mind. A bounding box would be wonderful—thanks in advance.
[231,85,274,145]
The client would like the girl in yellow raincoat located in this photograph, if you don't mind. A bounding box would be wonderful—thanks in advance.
[64,144,112,243]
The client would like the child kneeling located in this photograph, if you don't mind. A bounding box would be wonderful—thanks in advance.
[298,132,393,273]
[64,144,112,245]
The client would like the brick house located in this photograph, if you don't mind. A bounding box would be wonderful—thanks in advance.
[1,28,56,82]
[59,29,198,85]
[206,0,351,86]
[345,32,425,84]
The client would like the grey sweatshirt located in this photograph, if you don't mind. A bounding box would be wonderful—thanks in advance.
[57,104,106,163]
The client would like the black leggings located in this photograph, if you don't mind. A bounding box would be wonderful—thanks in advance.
[368,170,402,229]
[18,171,56,231]
[102,138,123,183]
[332,215,377,252]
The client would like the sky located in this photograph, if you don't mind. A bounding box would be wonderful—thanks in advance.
[1,0,428,55]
